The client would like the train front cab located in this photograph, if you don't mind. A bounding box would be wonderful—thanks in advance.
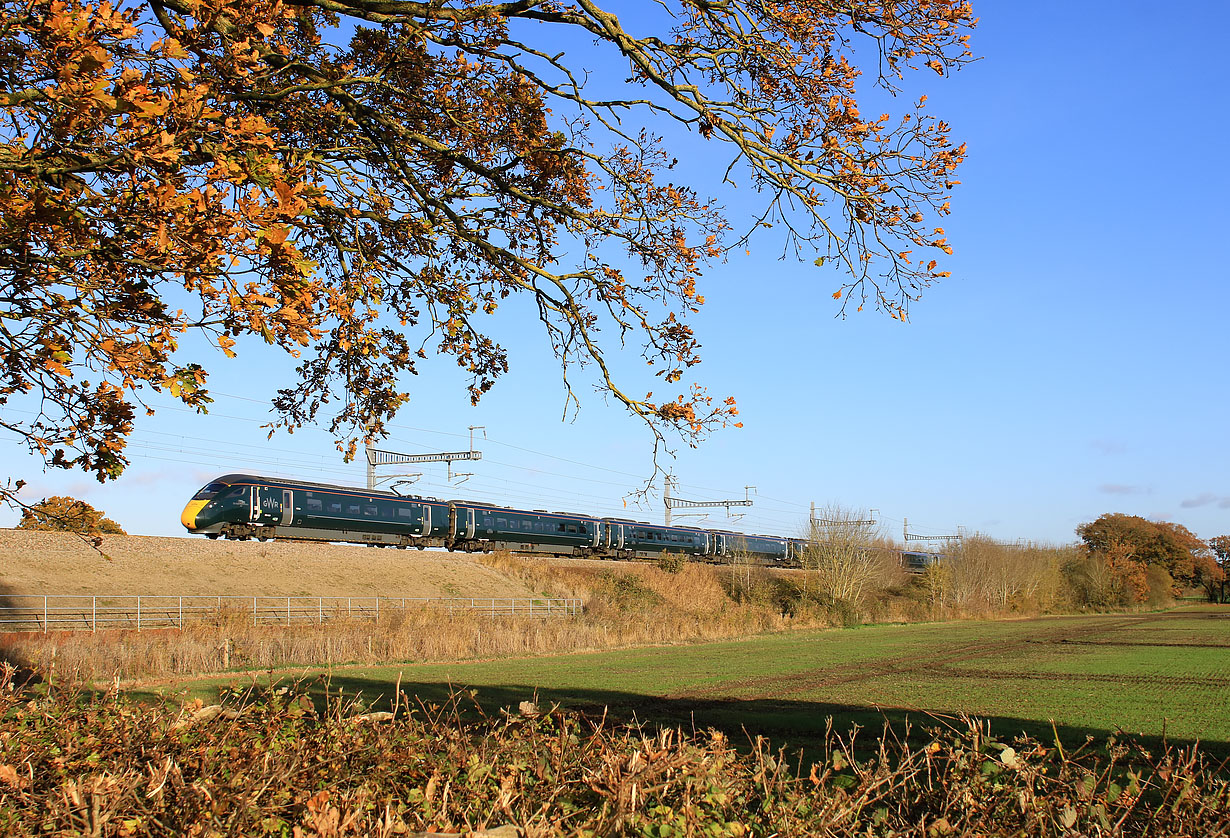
[181,474,288,534]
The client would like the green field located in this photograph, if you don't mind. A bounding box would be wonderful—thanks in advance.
[152,605,1230,752]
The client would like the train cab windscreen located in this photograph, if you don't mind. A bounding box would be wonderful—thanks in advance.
[190,481,230,501]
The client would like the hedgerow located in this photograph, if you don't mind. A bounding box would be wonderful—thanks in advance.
[1,667,1227,837]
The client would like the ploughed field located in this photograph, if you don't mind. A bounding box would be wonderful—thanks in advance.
[162,605,1230,748]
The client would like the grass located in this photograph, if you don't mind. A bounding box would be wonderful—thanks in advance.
[135,605,1230,758]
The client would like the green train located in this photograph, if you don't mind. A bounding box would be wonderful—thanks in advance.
[181,473,802,563]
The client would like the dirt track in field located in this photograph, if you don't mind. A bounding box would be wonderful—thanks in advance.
[0,529,538,598]
[666,611,1223,702]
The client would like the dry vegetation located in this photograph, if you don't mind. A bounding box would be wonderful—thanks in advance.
[0,528,1192,687]
[1,669,1227,837]
[0,529,537,599]
[2,548,836,683]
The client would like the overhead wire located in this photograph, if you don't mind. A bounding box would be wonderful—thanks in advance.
[5,393,959,538]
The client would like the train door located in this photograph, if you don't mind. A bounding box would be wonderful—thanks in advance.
[248,485,260,522]
[589,520,601,548]
[420,505,431,537]
[449,503,475,541]
[281,490,293,526]
[605,521,625,549]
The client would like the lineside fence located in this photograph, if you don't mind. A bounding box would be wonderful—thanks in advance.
[0,595,584,633]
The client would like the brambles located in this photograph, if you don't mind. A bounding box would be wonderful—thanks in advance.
[0,669,1227,836]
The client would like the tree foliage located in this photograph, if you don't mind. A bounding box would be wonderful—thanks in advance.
[1075,513,1206,583]
[1210,535,1230,566]
[16,494,126,534]
[1,0,973,486]
[1202,534,1230,603]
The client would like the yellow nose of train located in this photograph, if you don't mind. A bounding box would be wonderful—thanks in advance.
[181,499,208,531]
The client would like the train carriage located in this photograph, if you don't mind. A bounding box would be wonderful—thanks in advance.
[181,473,449,548]
[617,522,709,559]
[451,503,601,556]
[182,474,803,565]
[711,530,791,563]
[900,550,944,573]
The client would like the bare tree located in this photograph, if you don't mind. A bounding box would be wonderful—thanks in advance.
[729,536,755,604]
[918,561,952,611]
[942,534,1066,612]
[804,505,879,606]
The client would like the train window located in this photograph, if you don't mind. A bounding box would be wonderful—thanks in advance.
[558,523,567,532]
[329,502,342,514]
[579,524,587,534]
[483,516,493,526]
[191,481,229,501]
[398,508,414,520]
[496,517,507,527]
[306,498,323,512]
[566,524,577,534]
[381,506,393,519]
[364,506,378,517]
[347,504,360,515]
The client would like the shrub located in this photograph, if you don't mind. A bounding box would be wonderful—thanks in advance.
[16,496,126,535]
[655,552,687,574]
[592,572,664,613]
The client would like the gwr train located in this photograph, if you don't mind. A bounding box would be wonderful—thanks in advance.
[181,473,806,563]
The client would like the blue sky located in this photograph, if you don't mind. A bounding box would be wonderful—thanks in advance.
[3,2,1228,546]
